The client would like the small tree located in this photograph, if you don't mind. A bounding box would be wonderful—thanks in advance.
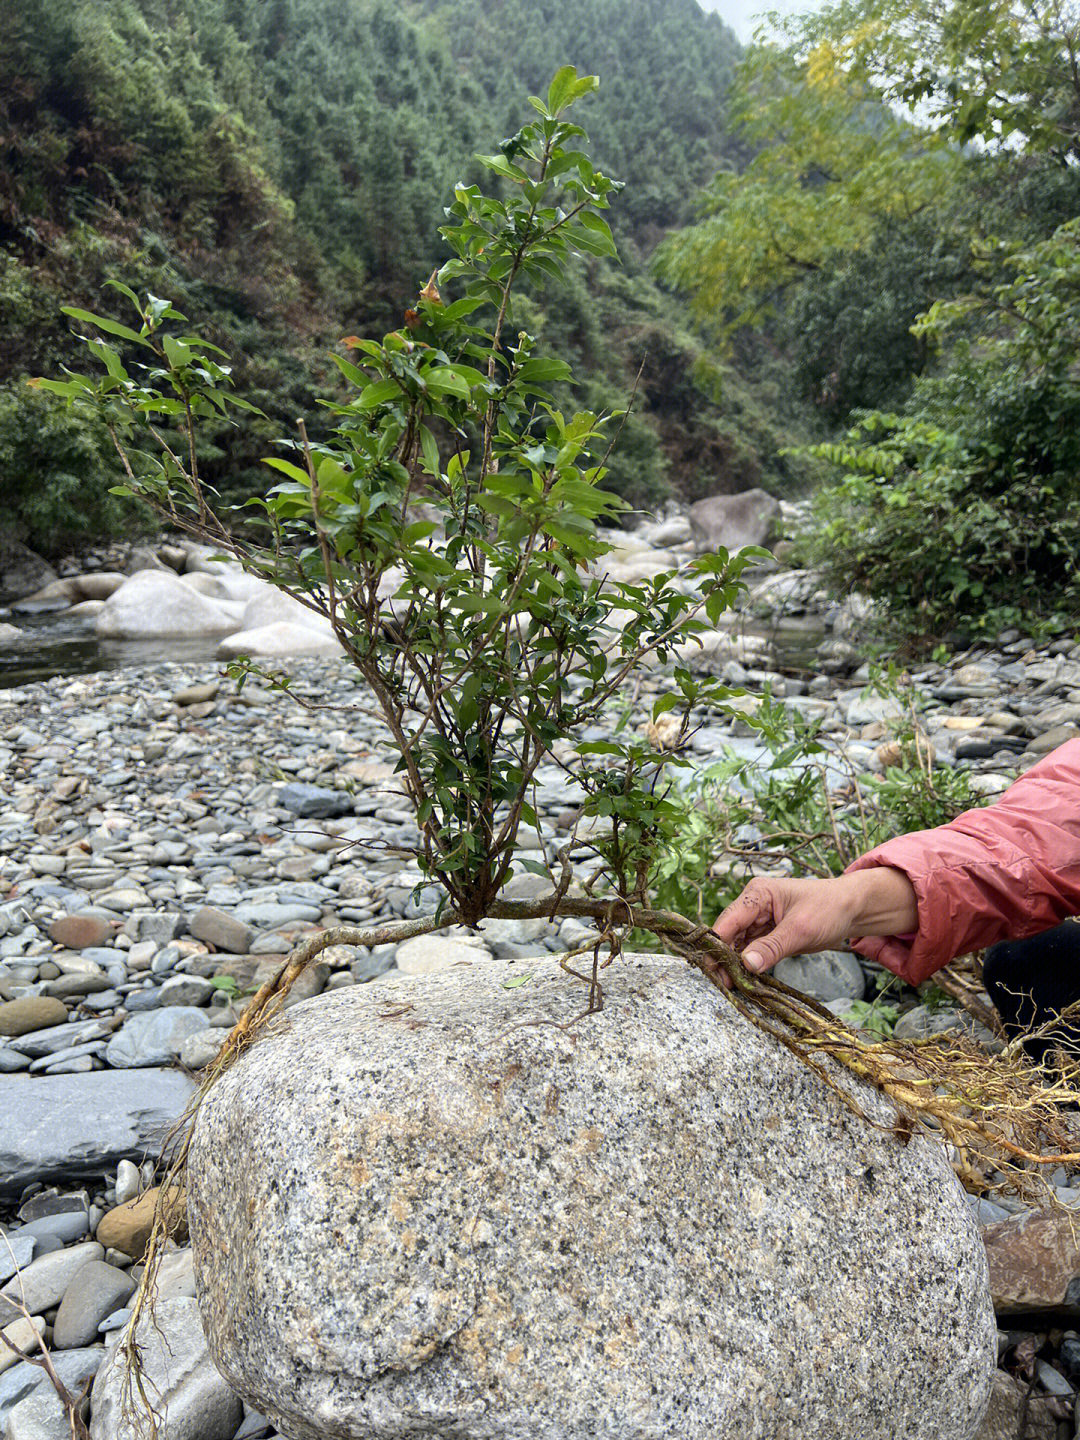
[36,67,755,940]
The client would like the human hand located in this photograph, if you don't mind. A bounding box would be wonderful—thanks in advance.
[712,868,918,976]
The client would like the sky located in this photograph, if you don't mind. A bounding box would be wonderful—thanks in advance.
[697,0,812,43]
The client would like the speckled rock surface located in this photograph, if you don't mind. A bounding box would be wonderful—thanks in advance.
[188,953,995,1440]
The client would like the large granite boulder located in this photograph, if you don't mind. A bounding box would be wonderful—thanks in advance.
[188,953,995,1440]
[94,570,243,638]
[688,488,780,553]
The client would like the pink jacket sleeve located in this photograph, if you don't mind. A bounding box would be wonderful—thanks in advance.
[844,739,1080,985]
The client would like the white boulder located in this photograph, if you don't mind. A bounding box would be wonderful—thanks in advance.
[94,571,242,639]
[239,587,334,635]
[216,622,342,659]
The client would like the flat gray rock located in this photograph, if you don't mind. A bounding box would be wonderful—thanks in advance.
[277,782,354,818]
[105,1007,210,1068]
[189,954,995,1440]
[90,1297,242,1440]
[0,1234,36,1286]
[0,1070,195,1195]
[6,1380,80,1440]
[0,1348,102,1427]
[0,1242,103,1323]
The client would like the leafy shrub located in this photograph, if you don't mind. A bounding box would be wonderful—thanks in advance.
[40,69,763,928]
[803,219,1080,639]
[649,672,992,928]
[0,385,146,555]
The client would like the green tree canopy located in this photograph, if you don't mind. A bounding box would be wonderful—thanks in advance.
[794,0,1080,157]
[654,40,963,339]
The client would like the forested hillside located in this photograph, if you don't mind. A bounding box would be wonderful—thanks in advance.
[1,0,807,554]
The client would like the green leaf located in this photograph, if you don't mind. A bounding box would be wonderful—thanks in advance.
[85,341,127,381]
[502,972,534,989]
[423,368,470,399]
[477,153,530,183]
[458,672,481,731]
[30,377,86,399]
[357,379,402,409]
[516,859,554,880]
[574,211,617,257]
[331,353,370,388]
[547,66,597,116]
[61,307,150,347]
[262,457,312,485]
[419,426,440,476]
[705,589,728,624]
[568,214,618,257]
[403,519,437,543]
[162,334,193,369]
[104,280,143,310]
[517,357,573,383]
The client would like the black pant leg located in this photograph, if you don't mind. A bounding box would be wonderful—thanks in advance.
[983,922,1080,1063]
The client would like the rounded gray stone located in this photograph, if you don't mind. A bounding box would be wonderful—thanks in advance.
[105,1008,210,1068]
[773,948,867,1003]
[158,974,215,1008]
[188,907,254,956]
[179,1029,224,1071]
[188,953,995,1440]
[52,1260,136,1349]
[19,1209,90,1245]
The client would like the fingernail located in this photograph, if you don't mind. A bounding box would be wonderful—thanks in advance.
[743,950,764,972]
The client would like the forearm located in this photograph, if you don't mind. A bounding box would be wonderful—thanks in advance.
[848,740,1080,984]
[833,866,918,939]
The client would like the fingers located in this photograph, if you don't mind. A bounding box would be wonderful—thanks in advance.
[712,882,775,951]
[741,914,806,974]
[713,879,816,976]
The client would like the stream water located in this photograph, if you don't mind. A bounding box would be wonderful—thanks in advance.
[0,609,827,690]
[0,611,225,689]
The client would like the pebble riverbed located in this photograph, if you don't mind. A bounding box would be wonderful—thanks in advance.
[4,622,1080,1436]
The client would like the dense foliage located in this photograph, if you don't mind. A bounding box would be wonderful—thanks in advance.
[651,673,987,930]
[660,0,1080,638]
[1,0,810,554]
[808,220,1080,635]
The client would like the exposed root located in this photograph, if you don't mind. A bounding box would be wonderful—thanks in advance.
[118,895,1080,1434]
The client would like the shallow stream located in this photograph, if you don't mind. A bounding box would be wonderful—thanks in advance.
[0,609,827,690]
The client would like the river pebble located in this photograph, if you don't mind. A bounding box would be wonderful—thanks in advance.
[2,573,1080,1437]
